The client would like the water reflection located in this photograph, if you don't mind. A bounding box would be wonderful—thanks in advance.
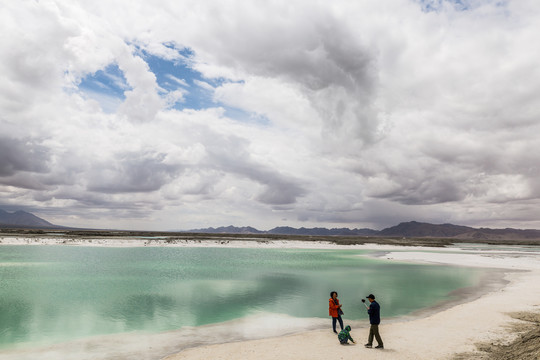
[104,294,178,328]
[0,298,32,343]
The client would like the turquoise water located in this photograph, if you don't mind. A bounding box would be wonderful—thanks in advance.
[0,246,483,350]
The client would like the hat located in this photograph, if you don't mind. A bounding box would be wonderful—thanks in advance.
[366,294,375,299]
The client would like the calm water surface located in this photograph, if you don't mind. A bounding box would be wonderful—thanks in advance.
[0,245,484,350]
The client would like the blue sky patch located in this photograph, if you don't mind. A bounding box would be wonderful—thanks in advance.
[140,47,231,111]
[140,48,267,123]
[417,0,472,12]
[77,45,267,124]
[79,64,130,99]
[78,64,130,113]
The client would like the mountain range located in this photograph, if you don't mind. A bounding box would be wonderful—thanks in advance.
[190,221,540,240]
[2,209,540,240]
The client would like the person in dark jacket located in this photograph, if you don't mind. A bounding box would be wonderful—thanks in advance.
[364,294,384,349]
[338,325,355,344]
[328,291,344,333]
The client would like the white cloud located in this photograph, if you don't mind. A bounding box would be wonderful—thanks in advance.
[213,76,319,131]
[1,0,540,231]
[166,74,189,88]
[193,79,214,91]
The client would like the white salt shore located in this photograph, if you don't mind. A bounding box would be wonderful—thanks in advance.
[1,237,539,360]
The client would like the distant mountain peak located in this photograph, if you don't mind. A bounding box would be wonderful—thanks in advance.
[0,209,60,229]
[379,221,474,237]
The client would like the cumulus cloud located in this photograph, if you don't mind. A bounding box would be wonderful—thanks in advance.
[183,2,382,149]
[1,0,540,230]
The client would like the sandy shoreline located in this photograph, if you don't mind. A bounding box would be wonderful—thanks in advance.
[1,237,539,360]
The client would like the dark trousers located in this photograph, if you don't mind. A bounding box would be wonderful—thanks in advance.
[332,315,344,332]
[368,324,383,346]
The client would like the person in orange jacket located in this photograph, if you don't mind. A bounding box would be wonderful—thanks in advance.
[329,291,344,333]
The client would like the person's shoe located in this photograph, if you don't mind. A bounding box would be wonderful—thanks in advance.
[333,330,338,334]
[364,344,372,348]
[375,345,384,349]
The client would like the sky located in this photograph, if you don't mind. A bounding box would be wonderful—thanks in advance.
[1,0,540,231]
